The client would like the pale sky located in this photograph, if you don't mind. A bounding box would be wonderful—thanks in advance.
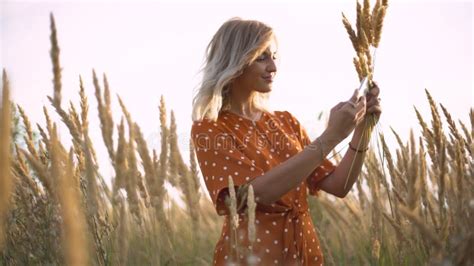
[1,0,473,201]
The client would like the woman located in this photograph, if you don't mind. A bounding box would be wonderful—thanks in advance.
[191,18,381,266]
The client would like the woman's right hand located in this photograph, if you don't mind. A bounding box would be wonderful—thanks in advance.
[325,89,366,143]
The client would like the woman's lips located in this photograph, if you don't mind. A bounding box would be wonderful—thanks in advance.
[263,76,273,82]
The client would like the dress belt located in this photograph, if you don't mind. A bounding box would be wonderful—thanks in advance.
[281,206,309,263]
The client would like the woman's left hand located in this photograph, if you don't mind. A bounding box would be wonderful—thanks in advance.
[364,81,382,122]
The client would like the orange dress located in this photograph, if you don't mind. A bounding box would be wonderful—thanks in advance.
[191,110,335,266]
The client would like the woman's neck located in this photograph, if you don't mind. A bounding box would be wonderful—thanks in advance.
[227,99,262,119]
[226,90,261,119]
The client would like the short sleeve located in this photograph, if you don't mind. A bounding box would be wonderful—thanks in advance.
[191,120,265,216]
[283,111,336,196]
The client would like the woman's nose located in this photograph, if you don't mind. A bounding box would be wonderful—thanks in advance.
[267,58,277,73]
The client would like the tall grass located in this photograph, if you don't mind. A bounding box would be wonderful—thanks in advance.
[0,13,473,266]
[0,70,13,251]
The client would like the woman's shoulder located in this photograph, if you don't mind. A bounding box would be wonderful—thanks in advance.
[192,118,219,133]
[271,110,299,124]
[191,113,229,137]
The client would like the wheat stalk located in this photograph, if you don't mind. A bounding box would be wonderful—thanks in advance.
[168,110,182,188]
[158,95,168,183]
[94,72,115,163]
[156,96,172,234]
[13,144,41,197]
[398,205,443,250]
[187,138,201,239]
[0,69,13,250]
[225,175,240,261]
[115,197,129,266]
[51,124,89,265]
[17,105,39,160]
[133,123,157,200]
[118,96,150,210]
[247,185,256,245]
[112,118,127,203]
[49,14,62,107]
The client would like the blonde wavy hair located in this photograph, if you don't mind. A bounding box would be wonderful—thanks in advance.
[191,17,276,122]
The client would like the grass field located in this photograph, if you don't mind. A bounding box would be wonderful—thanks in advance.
[0,14,473,266]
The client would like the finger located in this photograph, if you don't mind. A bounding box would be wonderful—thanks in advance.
[366,96,379,108]
[369,80,379,88]
[336,101,346,109]
[347,101,357,109]
[355,113,366,125]
[371,87,380,97]
[355,95,366,113]
[365,93,376,104]
[356,107,366,121]
[371,80,379,89]
[367,105,382,115]
[331,101,346,112]
[354,97,366,119]
[354,107,366,124]
[367,104,382,113]
[349,88,360,104]
[366,97,375,108]
[341,99,357,110]
[365,110,381,121]
[369,81,380,97]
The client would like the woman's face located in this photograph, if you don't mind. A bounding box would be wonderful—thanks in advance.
[231,41,278,94]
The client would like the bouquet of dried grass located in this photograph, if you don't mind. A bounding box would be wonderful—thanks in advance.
[341,0,389,188]
[342,0,388,83]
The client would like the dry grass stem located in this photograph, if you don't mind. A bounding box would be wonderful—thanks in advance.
[0,70,13,250]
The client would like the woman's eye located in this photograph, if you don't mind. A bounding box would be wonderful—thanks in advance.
[256,53,278,62]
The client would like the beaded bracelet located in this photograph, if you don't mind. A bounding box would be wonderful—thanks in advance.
[349,142,369,153]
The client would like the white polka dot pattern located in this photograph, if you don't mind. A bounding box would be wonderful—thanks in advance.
[191,110,333,266]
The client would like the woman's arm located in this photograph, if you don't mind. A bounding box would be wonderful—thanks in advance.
[318,83,382,197]
[250,89,367,205]
[317,124,370,197]
[249,130,340,205]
